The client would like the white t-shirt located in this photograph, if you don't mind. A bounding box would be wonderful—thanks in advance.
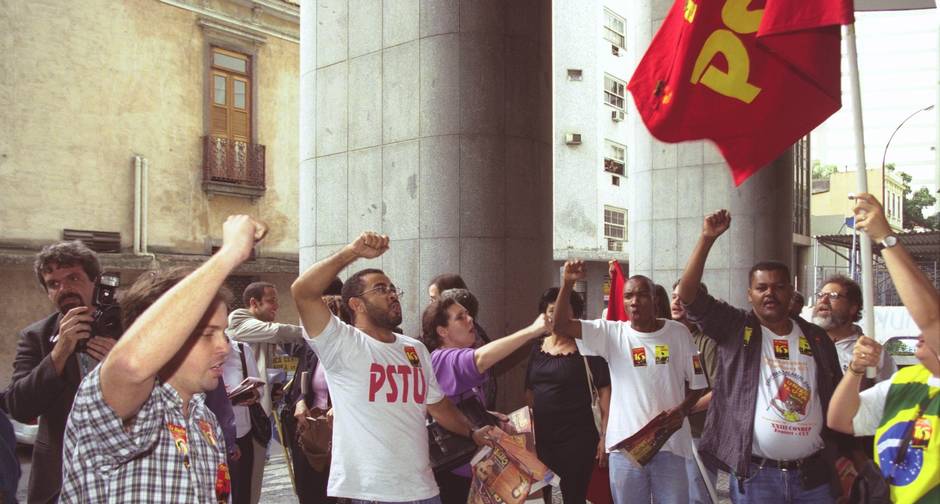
[577,319,707,459]
[832,331,897,383]
[751,324,825,460]
[308,316,444,501]
[852,373,940,435]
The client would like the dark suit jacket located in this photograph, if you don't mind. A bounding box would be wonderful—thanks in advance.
[5,312,82,504]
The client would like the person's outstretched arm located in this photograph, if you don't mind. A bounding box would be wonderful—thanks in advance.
[677,210,730,305]
[553,260,586,339]
[291,232,389,338]
[473,315,550,373]
[101,215,264,419]
[854,193,940,354]
[827,336,883,434]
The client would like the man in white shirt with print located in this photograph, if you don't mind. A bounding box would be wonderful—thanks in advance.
[291,232,489,504]
[553,262,707,504]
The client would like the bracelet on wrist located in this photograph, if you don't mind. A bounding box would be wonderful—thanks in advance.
[848,362,865,376]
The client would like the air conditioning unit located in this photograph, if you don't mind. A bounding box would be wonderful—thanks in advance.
[565,133,582,145]
[611,45,620,56]
[611,110,625,122]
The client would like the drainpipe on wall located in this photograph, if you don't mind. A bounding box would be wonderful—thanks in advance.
[133,155,153,257]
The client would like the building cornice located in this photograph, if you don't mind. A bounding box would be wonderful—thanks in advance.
[158,0,299,43]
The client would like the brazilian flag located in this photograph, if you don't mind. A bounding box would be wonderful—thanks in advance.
[874,365,939,504]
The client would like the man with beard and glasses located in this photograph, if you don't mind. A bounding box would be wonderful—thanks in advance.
[812,275,896,388]
[676,210,852,503]
[291,232,492,504]
[3,240,117,503]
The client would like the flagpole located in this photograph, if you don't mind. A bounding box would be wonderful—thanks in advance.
[844,23,877,378]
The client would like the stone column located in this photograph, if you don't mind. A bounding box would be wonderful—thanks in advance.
[298,0,554,409]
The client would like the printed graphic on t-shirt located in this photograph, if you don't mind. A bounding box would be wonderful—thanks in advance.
[799,336,813,356]
[632,347,647,367]
[773,339,790,360]
[878,420,926,485]
[692,355,704,375]
[912,417,933,449]
[368,362,428,403]
[655,345,670,364]
[404,346,420,367]
[773,376,810,420]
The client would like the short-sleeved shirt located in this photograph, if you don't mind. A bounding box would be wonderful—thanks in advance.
[431,347,486,405]
[577,318,707,459]
[853,365,939,504]
[308,316,444,501]
[61,367,229,503]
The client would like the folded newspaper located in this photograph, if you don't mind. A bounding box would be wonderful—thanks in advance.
[226,376,265,403]
[469,408,558,504]
[609,393,700,466]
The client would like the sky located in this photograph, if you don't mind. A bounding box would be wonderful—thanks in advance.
[812,9,938,195]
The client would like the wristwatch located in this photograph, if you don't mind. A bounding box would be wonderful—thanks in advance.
[880,235,899,249]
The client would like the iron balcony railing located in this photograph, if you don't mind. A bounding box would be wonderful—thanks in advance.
[203,135,265,189]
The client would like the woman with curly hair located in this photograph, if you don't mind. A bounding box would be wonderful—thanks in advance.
[421,298,549,504]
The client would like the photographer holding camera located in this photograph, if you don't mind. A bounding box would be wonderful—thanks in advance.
[4,240,119,503]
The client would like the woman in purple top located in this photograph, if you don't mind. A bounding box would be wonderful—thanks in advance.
[421,297,550,504]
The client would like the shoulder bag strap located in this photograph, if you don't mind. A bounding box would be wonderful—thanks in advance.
[886,390,939,484]
[238,342,249,379]
[583,356,598,401]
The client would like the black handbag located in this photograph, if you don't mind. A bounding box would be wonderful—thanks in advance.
[239,343,272,445]
[427,390,497,474]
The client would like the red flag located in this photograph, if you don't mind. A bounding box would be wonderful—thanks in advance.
[606,262,629,322]
[628,0,854,185]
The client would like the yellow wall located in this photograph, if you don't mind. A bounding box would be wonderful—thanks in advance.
[0,0,300,386]
[811,169,905,231]
[0,0,299,255]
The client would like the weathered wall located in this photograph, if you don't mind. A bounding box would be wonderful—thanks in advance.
[0,0,301,386]
[0,0,299,254]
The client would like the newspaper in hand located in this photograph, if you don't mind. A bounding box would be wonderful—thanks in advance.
[226,376,265,403]
[469,427,558,504]
[608,392,700,466]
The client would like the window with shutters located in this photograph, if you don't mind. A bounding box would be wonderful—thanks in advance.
[210,47,251,141]
[203,46,265,196]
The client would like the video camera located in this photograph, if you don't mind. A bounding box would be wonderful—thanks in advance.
[76,272,123,353]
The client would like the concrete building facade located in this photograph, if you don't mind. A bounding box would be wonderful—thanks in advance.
[298,0,804,409]
[0,0,303,386]
[297,0,555,408]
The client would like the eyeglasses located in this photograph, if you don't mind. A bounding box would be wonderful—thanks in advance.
[816,291,845,301]
[359,284,404,298]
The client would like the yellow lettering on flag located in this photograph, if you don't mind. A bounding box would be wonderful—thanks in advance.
[721,0,763,35]
[690,29,762,104]
[684,0,698,23]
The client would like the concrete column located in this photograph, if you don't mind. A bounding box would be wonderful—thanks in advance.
[299,0,554,409]
[628,0,794,307]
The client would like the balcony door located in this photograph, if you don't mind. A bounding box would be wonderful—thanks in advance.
[210,47,251,143]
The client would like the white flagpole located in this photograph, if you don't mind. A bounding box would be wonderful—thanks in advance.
[844,23,878,378]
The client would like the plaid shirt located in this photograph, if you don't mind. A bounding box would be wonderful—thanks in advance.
[60,367,230,503]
